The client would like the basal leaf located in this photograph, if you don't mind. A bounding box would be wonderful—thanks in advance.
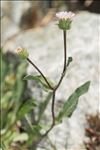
[57,81,90,122]
[12,62,28,102]
[26,124,42,145]
[17,99,36,120]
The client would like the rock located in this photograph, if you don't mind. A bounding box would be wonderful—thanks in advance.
[2,11,99,149]
[1,1,55,46]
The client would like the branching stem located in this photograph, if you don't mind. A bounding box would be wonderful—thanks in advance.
[27,58,54,90]
[42,30,67,137]
[27,30,67,142]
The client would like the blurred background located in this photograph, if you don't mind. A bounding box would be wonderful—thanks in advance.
[1,0,100,150]
[1,0,100,44]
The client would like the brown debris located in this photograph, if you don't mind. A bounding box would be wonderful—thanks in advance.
[85,114,100,150]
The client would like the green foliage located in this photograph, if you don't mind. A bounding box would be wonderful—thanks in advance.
[0,50,91,150]
[17,99,37,120]
[56,81,90,122]
[24,75,54,91]
[0,51,32,149]
[0,51,53,150]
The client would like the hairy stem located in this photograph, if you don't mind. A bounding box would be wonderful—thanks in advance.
[42,30,67,137]
[27,58,54,90]
[55,30,67,90]
[63,30,67,71]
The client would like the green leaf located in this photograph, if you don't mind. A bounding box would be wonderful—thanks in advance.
[67,57,73,67]
[26,124,42,145]
[0,141,6,150]
[57,81,90,122]
[38,92,52,122]
[32,124,42,135]
[17,99,36,120]
[23,75,54,91]
[1,91,12,108]
[12,62,28,102]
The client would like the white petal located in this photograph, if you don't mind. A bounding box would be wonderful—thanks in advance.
[56,11,75,20]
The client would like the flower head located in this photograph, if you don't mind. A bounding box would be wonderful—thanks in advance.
[56,11,75,30]
[16,47,29,59]
[56,11,75,20]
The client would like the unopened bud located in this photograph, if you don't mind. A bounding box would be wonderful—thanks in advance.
[16,47,29,59]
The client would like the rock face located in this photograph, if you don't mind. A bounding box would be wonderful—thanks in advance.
[1,1,47,45]
[2,11,100,150]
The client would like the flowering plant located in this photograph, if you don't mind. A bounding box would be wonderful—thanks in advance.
[56,11,75,30]
[16,11,90,147]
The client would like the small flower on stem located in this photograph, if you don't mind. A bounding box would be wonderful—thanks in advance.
[16,47,29,59]
[56,11,75,30]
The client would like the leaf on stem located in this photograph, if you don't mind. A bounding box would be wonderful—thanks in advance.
[56,81,91,122]
[23,75,54,91]
[66,56,73,67]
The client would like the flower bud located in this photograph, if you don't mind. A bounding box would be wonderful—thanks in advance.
[16,47,29,59]
[56,11,75,30]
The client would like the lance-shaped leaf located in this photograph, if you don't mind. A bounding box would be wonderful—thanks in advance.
[57,81,90,122]
[23,75,54,91]
[17,99,36,120]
